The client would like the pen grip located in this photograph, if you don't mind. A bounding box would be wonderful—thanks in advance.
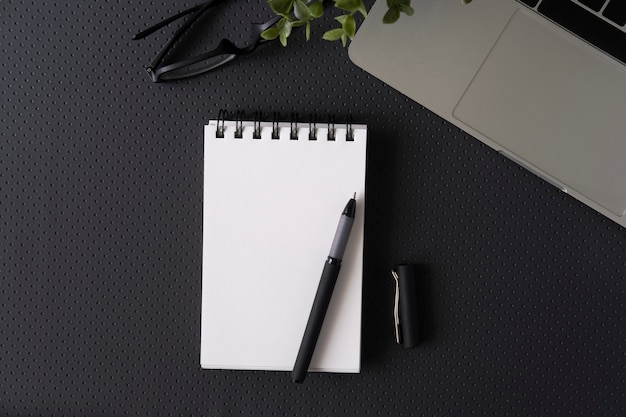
[329,215,354,259]
[291,258,341,383]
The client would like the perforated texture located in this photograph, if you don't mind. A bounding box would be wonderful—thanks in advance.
[1,1,624,416]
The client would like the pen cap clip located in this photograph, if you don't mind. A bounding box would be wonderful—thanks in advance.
[391,264,421,348]
[391,270,402,344]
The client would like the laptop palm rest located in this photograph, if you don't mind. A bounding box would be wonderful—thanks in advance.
[453,10,626,217]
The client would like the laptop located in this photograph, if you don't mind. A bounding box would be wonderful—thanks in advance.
[349,0,626,228]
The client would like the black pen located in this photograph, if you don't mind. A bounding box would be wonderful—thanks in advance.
[291,193,357,383]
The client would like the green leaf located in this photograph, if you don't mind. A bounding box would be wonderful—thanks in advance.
[340,14,356,39]
[398,4,414,15]
[339,0,367,17]
[322,28,344,41]
[382,6,400,24]
[277,18,292,46]
[291,19,307,27]
[267,0,294,15]
[305,21,311,40]
[261,27,281,40]
[335,14,349,24]
[357,0,368,17]
[279,31,288,46]
[386,0,410,16]
[334,0,362,13]
[387,0,410,6]
[276,16,288,29]
[282,19,293,36]
[293,0,312,20]
[309,1,324,18]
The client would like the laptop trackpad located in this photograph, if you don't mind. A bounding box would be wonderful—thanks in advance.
[453,10,626,217]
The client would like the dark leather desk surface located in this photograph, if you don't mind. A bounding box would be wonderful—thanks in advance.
[2,1,624,416]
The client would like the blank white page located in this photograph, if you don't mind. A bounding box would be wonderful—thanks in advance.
[201,119,367,372]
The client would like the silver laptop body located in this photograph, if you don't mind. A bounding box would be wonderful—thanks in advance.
[349,0,626,227]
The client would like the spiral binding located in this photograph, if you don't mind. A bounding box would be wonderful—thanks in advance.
[253,111,262,139]
[215,110,355,141]
[290,112,299,140]
[272,112,280,139]
[328,114,336,141]
[216,109,227,138]
[309,114,317,141]
[234,110,244,139]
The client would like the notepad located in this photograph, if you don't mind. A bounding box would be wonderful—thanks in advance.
[201,114,367,372]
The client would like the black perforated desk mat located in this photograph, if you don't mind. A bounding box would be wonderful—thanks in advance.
[1,1,624,416]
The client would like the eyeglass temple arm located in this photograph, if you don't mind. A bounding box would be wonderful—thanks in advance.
[132,2,207,40]
[142,1,217,74]
[151,14,281,81]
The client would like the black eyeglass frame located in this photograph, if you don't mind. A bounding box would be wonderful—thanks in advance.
[133,0,280,82]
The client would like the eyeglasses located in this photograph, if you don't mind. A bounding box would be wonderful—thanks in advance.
[133,0,280,82]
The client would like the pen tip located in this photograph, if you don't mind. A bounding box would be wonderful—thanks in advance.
[352,192,356,199]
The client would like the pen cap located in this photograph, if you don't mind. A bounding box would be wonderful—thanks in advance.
[396,263,421,348]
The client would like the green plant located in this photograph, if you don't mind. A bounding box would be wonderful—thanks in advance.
[261,0,367,47]
[262,0,473,47]
[382,0,414,24]
[383,0,473,23]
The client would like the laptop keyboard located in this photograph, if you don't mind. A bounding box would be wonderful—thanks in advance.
[517,0,626,64]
